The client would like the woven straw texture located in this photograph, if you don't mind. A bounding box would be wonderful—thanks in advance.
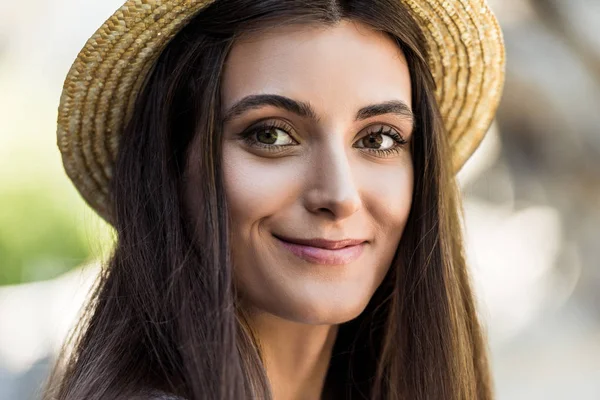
[57,0,505,224]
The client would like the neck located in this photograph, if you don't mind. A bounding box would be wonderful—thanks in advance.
[245,310,339,400]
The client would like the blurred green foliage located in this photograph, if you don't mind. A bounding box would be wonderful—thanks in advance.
[1,188,82,284]
[0,70,114,287]
[0,185,113,286]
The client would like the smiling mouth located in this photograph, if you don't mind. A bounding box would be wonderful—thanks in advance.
[273,234,366,265]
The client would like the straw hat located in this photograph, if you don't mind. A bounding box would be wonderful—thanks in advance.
[57,0,505,224]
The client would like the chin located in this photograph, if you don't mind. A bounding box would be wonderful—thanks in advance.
[272,295,372,325]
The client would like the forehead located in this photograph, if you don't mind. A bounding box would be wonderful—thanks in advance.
[220,19,412,114]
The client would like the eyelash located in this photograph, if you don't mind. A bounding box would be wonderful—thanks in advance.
[239,120,408,157]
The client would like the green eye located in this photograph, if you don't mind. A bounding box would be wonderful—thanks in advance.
[239,120,298,152]
[240,121,407,157]
[255,127,294,145]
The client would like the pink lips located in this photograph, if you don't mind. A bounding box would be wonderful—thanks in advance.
[273,235,366,265]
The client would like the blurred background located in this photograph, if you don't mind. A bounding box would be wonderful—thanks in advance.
[0,0,598,398]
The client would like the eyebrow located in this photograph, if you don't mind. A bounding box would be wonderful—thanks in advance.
[221,94,414,124]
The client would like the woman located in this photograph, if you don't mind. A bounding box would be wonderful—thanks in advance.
[45,0,505,399]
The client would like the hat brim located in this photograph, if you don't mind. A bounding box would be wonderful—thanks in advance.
[57,0,505,224]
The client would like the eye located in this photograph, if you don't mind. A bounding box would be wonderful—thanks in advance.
[238,121,408,157]
[239,120,297,152]
[353,125,408,157]
[255,127,294,146]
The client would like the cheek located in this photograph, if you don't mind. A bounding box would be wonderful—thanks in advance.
[359,160,414,276]
[361,161,414,234]
[222,145,303,223]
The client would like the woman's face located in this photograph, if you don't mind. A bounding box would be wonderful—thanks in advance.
[206,20,413,324]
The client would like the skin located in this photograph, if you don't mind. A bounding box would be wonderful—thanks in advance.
[187,19,414,400]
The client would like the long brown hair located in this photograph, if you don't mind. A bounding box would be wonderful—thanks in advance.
[43,0,493,399]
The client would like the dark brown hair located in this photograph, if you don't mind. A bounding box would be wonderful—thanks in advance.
[43,0,493,399]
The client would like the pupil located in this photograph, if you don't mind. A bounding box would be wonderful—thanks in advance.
[257,129,278,144]
[366,133,383,148]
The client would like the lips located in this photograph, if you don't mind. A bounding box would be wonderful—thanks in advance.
[272,234,366,250]
[273,234,367,265]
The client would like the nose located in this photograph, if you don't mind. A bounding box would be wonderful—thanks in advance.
[303,142,362,220]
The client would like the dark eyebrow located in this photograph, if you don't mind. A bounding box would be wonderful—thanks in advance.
[222,94,414,124]
[356,100,414,122]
